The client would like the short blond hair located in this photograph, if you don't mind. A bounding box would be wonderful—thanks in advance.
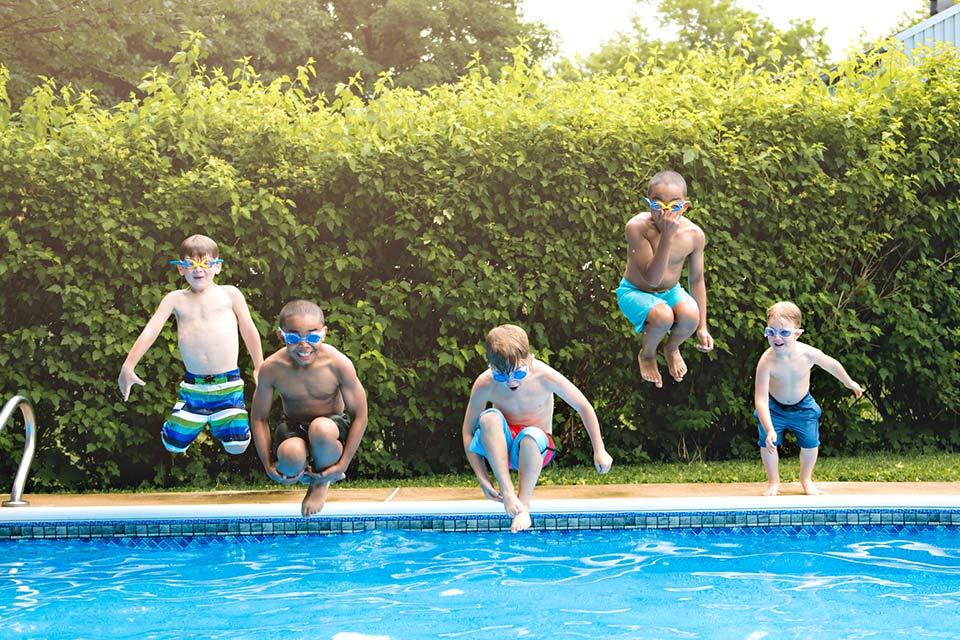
[766,301,802,327]
[180,234,219,260]
[485,324,530,371]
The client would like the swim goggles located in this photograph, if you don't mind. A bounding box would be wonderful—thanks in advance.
[169,258,223,270]
[644,197,688,214]
[764,327,801,339]
[490,365,528,383]
[280,329,325,345]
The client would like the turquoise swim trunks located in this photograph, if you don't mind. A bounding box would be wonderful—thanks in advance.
[468,408,556,470]
[616,277,696,333]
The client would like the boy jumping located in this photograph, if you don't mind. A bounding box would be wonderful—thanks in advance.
[119,234,263,455]
[462,324,613,532]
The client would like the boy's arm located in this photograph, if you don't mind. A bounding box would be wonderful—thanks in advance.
[315,355,368,482]
[118,292,176,401]
[811,349,863,397]
[546,370,613,474]
[754,356,777,452]
[228,287,264,384]
[687,229,713,352]
[461,378,502,501]
[249,365,293,484]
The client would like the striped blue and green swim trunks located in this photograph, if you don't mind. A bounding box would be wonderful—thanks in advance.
[161,369,250,454]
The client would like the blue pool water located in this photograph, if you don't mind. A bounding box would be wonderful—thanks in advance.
[2,526,959,639]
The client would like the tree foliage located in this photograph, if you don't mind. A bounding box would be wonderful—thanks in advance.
[1,39,959,490]
[568,0,829,76]
[0,0,553,106]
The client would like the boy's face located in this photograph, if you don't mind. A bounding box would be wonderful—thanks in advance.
[647,182,688,222]
[489,356,530,392]
[765,316,803,350]
[278,313,326,367]
[177,254,222,292]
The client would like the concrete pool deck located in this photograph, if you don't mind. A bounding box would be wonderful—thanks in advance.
[10,481,960,508]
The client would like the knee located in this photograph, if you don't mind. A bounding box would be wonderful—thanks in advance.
[644,304,674,330]
[478,412,503,435]
[308,417,340,443]
[518,436,540,456]
[673,300,699,327]
[277,437,308,462]
[222,440,249,455]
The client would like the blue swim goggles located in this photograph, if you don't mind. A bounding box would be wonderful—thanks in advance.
[280,329,325,345]
[490,365,528,383]
[169,258,223,270]
[764,327,801,339]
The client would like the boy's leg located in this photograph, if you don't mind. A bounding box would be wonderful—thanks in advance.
[663,299,699,382]
[302,417,346,517]
[477,411,524,518]
[512,437,544,533]
[639,304,674,388]
[759,446,781,496]
[799,447,825,495]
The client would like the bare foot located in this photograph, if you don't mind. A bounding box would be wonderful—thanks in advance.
[801,481,827,496]
[663,344,687,382]
[638,353,663,388]
[763,483,780,496]
[301,481,330,517]
[503,494,525,517]
[511,509,532,533]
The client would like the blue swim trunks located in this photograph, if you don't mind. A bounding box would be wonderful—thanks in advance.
[616,277,696,333]
[755,392,822,449]
[468,408,556,470]
[161,369,250,455]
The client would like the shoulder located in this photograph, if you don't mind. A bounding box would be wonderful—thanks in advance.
[257,350,287,383]
[532,359,573,390]
[684,220,706,246]
[470,369,494,393]
[219,285,246,301]
[756,348,775,369]
[324,344,359,376]
[625,212,653,233]
[797,342,823,362]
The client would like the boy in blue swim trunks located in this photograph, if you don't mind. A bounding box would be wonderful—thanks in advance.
[618,170,713,387]
[755,301,863,496]
[462,324,613,532]
[118,234,264,456]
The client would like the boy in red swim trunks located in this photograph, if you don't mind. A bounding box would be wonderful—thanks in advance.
[462,324,613,532]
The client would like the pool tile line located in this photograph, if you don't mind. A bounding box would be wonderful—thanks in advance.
[1,508,959,541]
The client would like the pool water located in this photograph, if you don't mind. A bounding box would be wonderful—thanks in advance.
[2,526,959,639]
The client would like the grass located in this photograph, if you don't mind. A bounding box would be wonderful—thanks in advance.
[162,452,960,493]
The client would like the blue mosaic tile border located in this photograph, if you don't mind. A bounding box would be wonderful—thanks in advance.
[1,508,959,541]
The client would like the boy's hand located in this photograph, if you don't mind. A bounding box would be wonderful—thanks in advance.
[118,366,146,401]
[694,328,714,352]
[266,463,302,485]
[764,431,777,453]
[660,209,683,238]
[594,449,613,474]
[310,463,347,484]
[848,382,864,399]
[478,481,503,502]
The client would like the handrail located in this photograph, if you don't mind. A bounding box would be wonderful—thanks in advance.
[0,396,36,507]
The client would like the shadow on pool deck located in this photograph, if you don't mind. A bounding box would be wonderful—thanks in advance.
[13,482,960,508]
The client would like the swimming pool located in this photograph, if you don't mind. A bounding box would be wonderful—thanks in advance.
[1,497,958,638]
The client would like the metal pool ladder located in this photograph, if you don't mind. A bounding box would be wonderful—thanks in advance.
[1,395,36,507]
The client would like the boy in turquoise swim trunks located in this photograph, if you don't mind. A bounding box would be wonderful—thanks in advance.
[118,234,264,456]
[618,170,713,387]
[755,301,863,496]
[462,324,613,532]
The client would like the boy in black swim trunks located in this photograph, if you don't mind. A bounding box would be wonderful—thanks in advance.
[250,300,368,516]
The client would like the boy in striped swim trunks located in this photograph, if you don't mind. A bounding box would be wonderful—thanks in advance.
[118,234,264,456]
[462,324,613,533]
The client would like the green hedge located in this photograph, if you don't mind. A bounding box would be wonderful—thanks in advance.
[1,42,958,490]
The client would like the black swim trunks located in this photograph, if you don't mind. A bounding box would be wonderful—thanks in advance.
[273,413,350,460]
